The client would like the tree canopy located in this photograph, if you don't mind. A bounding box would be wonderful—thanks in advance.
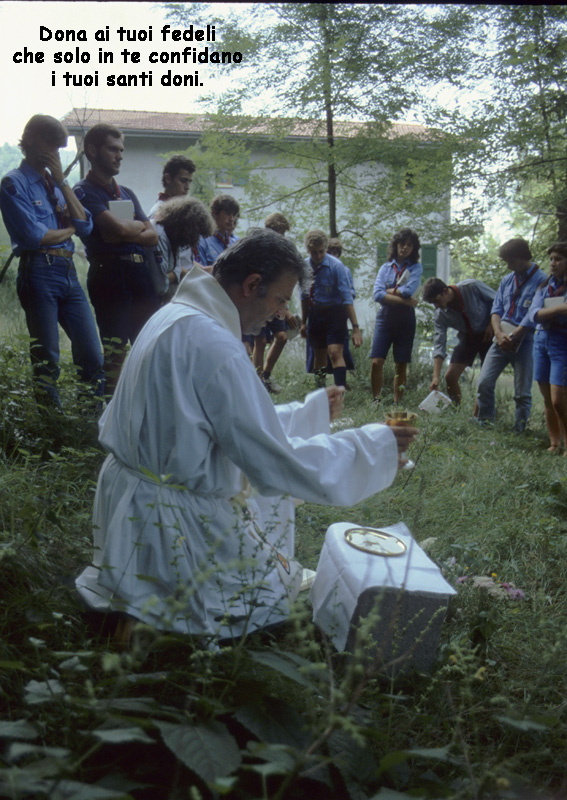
[164,3,567,273]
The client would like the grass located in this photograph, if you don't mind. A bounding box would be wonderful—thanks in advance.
[0,316,566,800]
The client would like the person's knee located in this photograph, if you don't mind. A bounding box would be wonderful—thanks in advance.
[446,363,464,381]
[445,371,459,388]
[328,345,342,364]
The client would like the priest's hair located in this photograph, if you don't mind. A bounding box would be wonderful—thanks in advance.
[213,227,308,292]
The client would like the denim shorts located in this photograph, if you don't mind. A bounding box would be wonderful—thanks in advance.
[533,329,567,386]
[370,306,416,362]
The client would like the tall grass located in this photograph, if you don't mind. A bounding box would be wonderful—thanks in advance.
[0,311,566,800]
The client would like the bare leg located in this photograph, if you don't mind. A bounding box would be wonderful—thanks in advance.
[312,347,328,387]
[538,382,561,450]
[313,348,328,370]
[328,343,346,387]
[371,357,385,400]
[264,331,287,375]
[253,336,266,374]
[328,343,346,370]
[445,362,466,405]
[394,362,408,404]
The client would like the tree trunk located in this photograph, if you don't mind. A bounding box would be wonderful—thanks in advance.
[321,5,337,238]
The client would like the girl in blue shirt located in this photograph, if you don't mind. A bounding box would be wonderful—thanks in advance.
[370,228,423,402]
[530,242,567,453]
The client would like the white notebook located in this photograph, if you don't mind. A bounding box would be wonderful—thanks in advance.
[543,296,567,309]
[108,199,135,220]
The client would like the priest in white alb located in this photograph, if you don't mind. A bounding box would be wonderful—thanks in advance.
[76,228,416,640]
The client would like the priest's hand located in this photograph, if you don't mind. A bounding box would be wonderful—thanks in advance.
[325,385,345,421]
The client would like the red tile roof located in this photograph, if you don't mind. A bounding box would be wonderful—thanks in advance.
[61,108,430,141]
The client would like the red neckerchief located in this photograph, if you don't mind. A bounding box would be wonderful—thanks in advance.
[308,258,324,306]
[85,170,122,199]
[548,278,567,297]
[508,264,539,318]
[214,230,230,248]
[43,172,66,229]
[392,259,407,282]
[158,192,168,202]
[449,285,473,334]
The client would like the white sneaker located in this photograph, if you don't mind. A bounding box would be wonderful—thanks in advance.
[263,377,282,394]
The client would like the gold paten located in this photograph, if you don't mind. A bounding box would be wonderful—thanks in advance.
[344,527,407,557]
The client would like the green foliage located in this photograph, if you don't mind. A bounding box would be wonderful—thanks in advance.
[449,230,504,288]
[0,142,22,176]
[1,321,567,798]
[487,5,567,242]
[438,5,567,247]
[165,2,465,271]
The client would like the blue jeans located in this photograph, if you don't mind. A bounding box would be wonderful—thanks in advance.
[17,253,104,405]
[476,333,534,430]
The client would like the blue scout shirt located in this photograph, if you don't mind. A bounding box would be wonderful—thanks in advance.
[527,275,567,331]
[345,264,356,299]
[373,259,423,304]
[301,253,354,306]
[197,231,239,266]
[491,264,548,329]
[73,176,148,260]
[0,160,92,256]
[433,279,496,360]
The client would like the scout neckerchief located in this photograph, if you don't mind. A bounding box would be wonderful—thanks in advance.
[214,230,231,248]
[507,264,539,319]
[548,276,567,297]
[85,169,122,200]
[392,259,407,285]
[43,172,66,229]
[449,285,474,334]
[308,257,325,306]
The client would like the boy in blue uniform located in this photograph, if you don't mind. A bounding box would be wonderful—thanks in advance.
[253,212,298,393]
[476,238,547,431]
[74,123,159,394]
[197,194,240,267]
[300,229,362,387]
[423,277,495,406]
[0,114,103,407]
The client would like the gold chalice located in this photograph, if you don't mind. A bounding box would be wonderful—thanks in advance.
[385,410,417,470]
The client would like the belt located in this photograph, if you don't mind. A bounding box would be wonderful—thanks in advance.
[31,248,73,259]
